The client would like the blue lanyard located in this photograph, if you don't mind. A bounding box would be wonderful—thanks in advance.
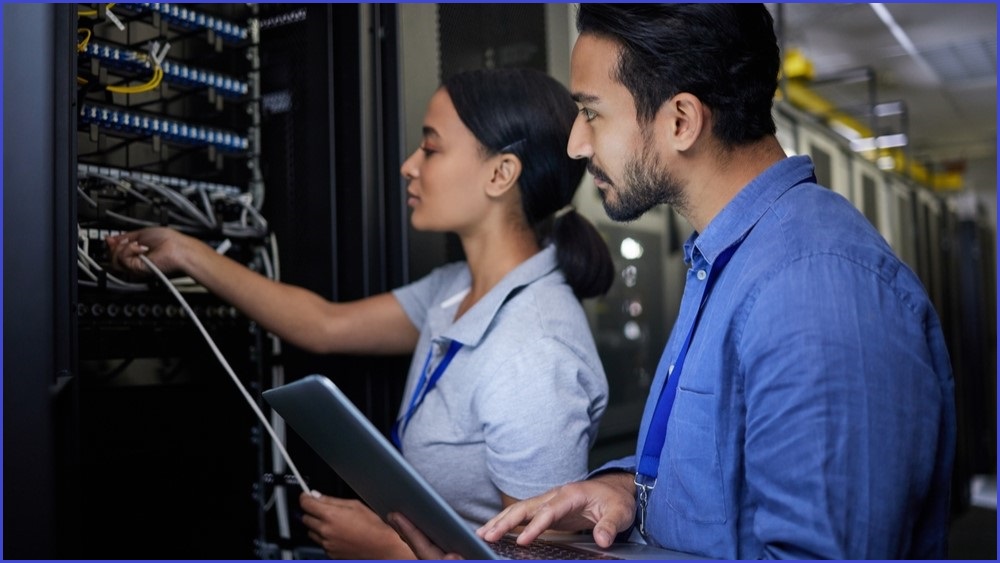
[390,339,462,450]
[634,241,740,535]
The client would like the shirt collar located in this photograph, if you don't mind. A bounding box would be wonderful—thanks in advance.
[438,244,560,348]
[684,155,817,265]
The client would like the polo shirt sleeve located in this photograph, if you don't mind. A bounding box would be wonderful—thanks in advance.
[391,262,463,329]
[473,335,607,500]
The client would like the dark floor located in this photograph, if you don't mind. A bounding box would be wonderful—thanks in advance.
[948,506,997,560]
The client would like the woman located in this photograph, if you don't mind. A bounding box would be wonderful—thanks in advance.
[107,67,614,559]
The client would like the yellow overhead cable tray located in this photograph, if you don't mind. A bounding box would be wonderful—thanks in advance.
[777,49,962,192]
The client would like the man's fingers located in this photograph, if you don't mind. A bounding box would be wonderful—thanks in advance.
[592,519,623,548]
[478,503,531,542]
[478,491,555,541]
[588,494,635,547]
[512,500,564,545]
[480,503,553,544]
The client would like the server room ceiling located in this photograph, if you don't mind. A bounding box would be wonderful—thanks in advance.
[768,3,997,170]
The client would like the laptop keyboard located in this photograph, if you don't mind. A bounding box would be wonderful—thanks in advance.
[488,536,621,560]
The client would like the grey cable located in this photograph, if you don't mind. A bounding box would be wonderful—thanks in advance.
[138,253,317,497]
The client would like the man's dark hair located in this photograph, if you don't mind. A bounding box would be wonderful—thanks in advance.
[577,3,780,147]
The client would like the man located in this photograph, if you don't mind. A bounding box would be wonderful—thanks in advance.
[391,4,956,559]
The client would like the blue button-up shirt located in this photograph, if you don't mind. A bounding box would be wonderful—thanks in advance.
[597,156,956,559]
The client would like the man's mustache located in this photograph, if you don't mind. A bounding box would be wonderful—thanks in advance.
[587,161,612,186]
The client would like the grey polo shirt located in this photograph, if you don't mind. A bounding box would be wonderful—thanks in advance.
[391,244,609,525]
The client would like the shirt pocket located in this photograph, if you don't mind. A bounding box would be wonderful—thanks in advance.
[662,387,728,524]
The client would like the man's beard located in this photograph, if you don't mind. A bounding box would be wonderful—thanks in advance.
[590,145,685,222]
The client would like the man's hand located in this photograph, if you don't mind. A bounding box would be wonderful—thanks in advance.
[477,472,637,548]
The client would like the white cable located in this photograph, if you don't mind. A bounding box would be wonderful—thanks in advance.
[270,357,292,541]
[129,176,215,230]
[78,248,149,290]
[263,234,293,542]
[165,241,233,288]
[77,226,90,254]
[257,247,274,280]
[196,185,218,227]
[138,253,318,498]
[216,239,233,256]
[78,259,99,281]
[269,233,281,280]
[104,5,126,31]
[233,193,268,229]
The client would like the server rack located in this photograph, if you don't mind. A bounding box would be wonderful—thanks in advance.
[72,6,265,556]
[4,3,408,558]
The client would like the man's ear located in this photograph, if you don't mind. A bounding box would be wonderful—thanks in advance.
[659,92,705,152]
[485,153,523,198]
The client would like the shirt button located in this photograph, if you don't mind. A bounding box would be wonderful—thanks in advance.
[696,269,707,281]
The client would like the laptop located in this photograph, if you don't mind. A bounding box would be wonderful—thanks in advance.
[263,374,705,560]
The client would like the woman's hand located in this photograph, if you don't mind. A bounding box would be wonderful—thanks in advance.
[387,512,464,560]
[106,227,191,276]
[300,491,416,559]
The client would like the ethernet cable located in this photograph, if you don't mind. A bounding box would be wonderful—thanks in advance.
[138,253,317,497]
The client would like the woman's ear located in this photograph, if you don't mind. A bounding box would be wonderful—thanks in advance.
[485,153,523,198]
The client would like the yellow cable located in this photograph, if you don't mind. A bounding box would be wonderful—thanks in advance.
[78,4,116,19]
[77,28,91,52]
[106,66,163,94]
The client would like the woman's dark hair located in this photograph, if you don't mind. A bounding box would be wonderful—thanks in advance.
[577,3,780,147]
[444,68,613,299]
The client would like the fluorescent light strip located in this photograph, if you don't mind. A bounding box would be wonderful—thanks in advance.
[868,3,940,82]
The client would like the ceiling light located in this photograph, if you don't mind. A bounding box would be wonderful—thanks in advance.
[829,120,862,140]
[873,101,905,118]
[877,155,896,170]
[869,3,940,81]
[850,133,908,152]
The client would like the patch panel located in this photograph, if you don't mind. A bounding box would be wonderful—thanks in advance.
[80,39,248,97]
[78,164,243,198]
[80,103,248,151]
[116,3,248,43]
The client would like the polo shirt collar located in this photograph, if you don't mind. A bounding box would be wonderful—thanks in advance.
[437,244,559,348]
